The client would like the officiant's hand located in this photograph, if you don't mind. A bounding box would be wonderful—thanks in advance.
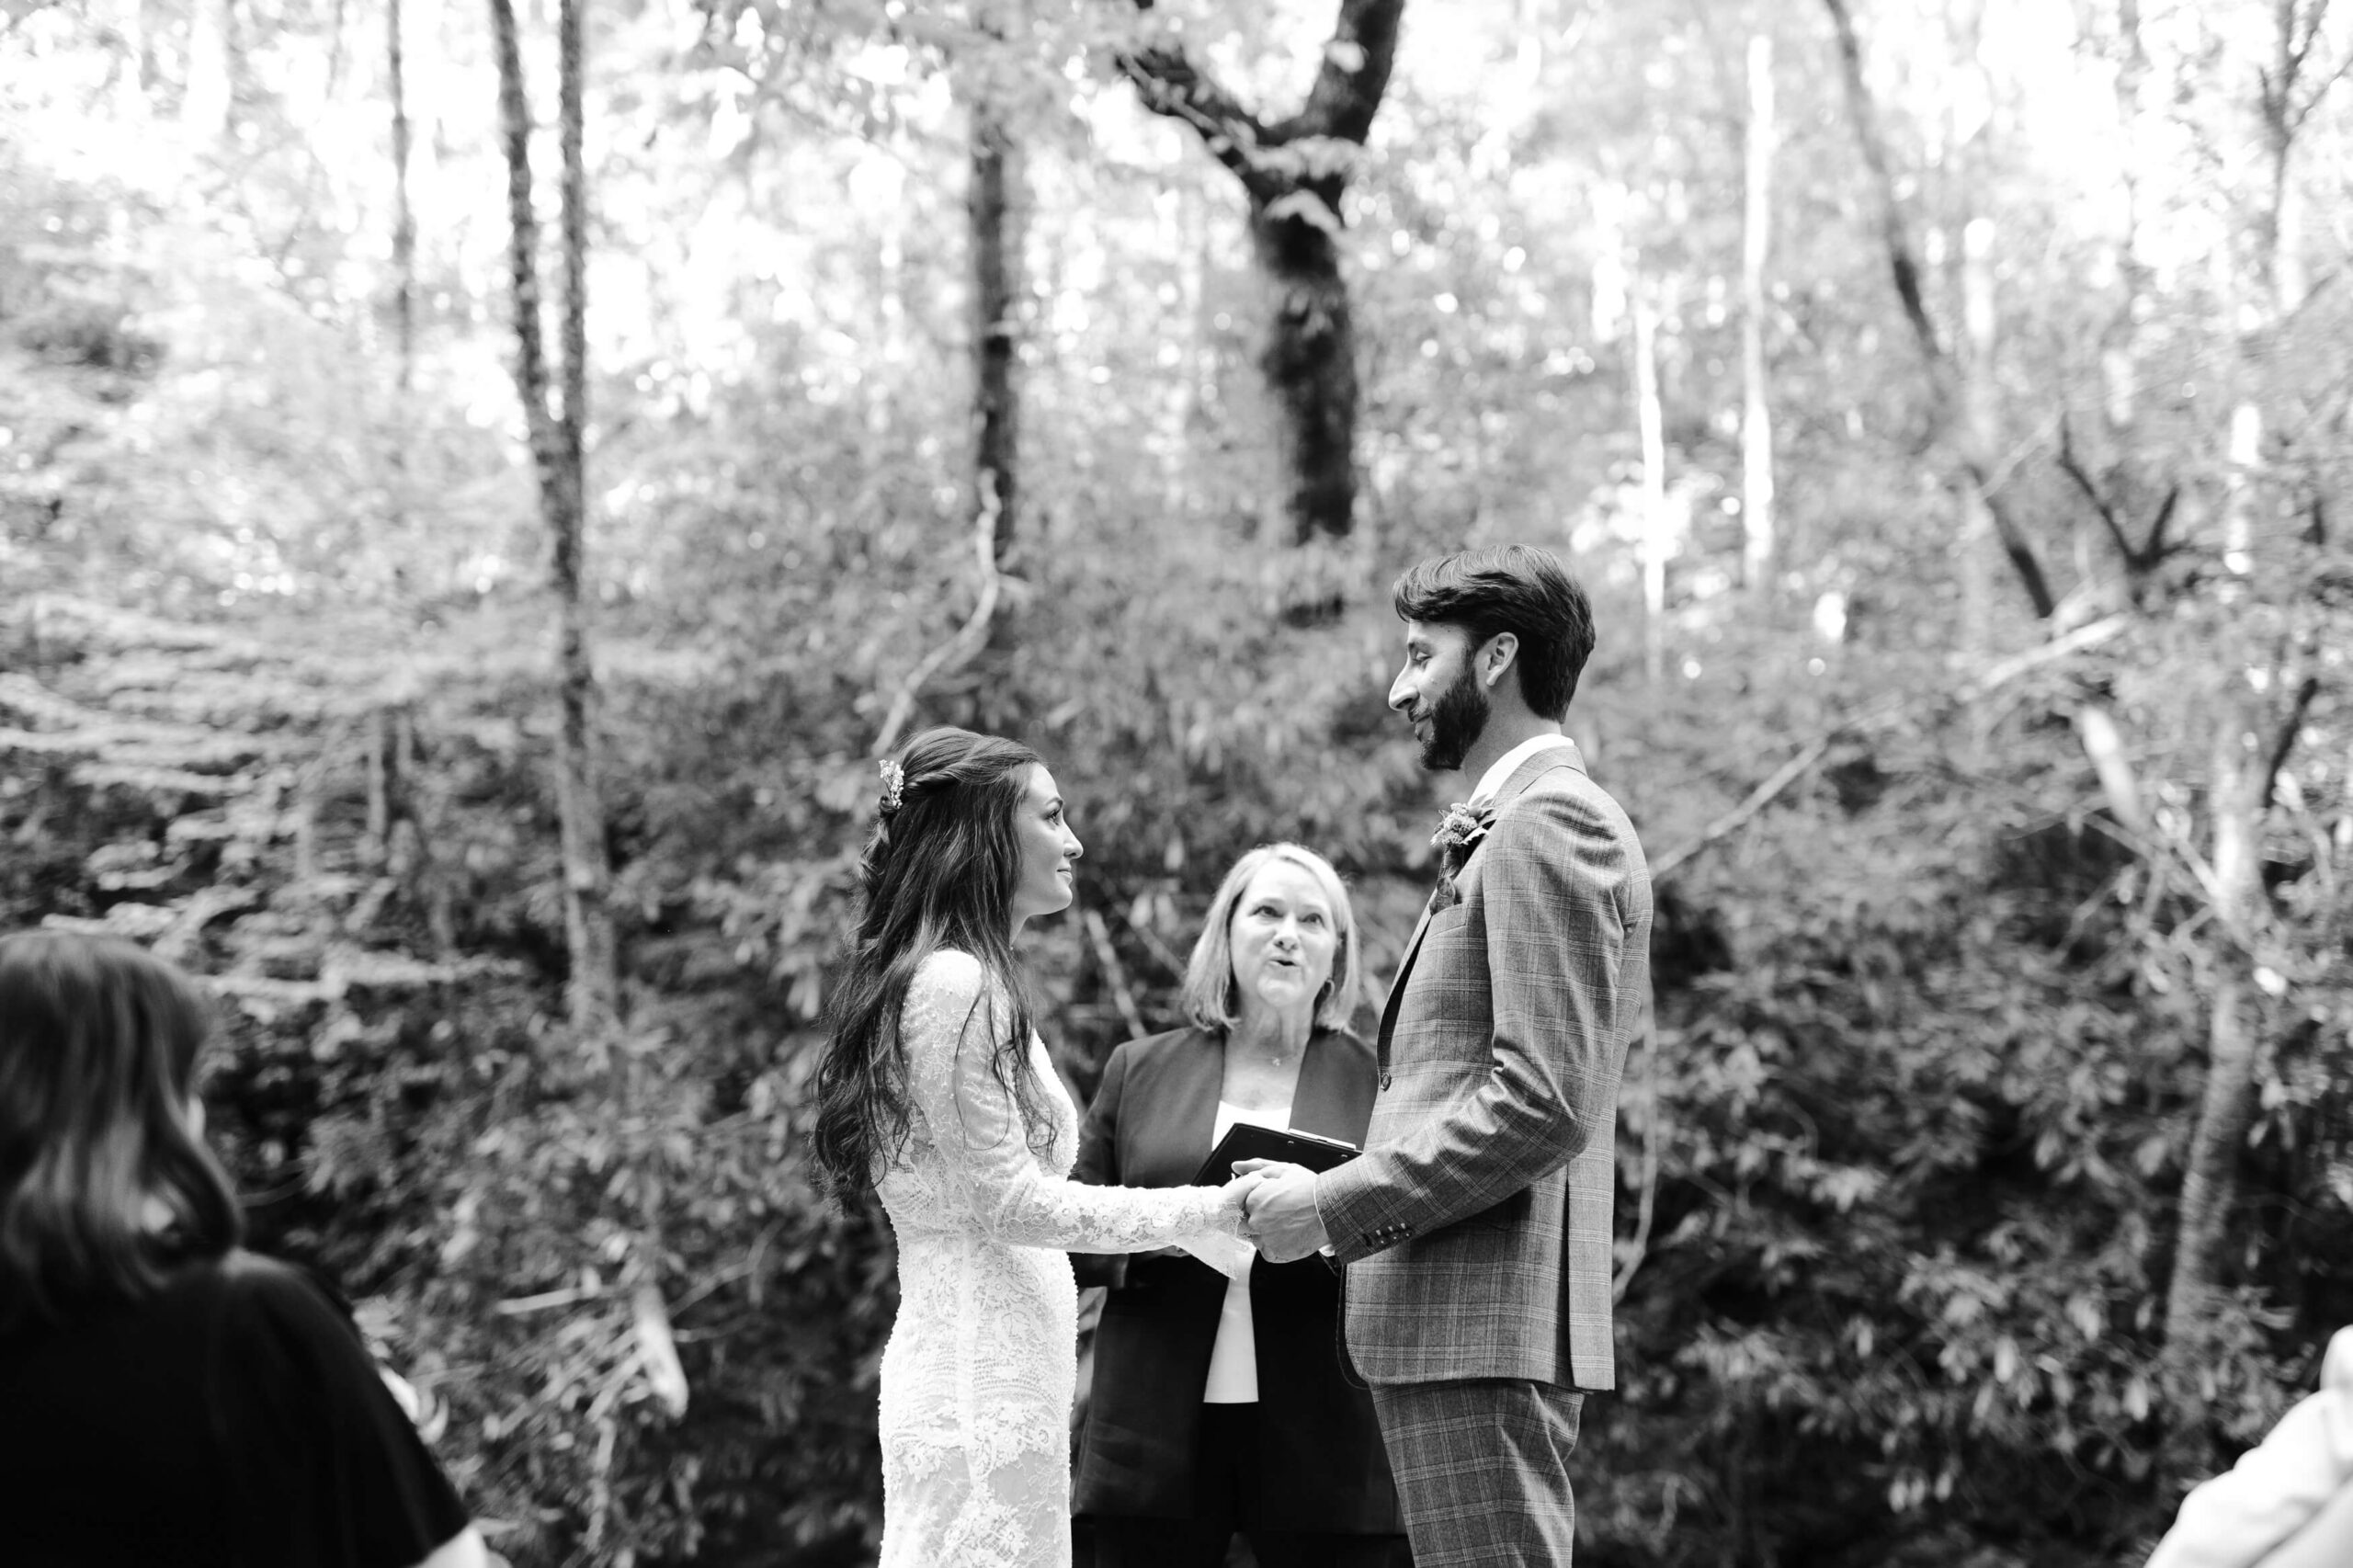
[1233,1159,1329,1263]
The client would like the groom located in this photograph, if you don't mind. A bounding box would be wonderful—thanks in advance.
[1242,544,1652,1565]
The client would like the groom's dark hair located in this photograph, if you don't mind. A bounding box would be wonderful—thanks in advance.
[1392,545,1595,720]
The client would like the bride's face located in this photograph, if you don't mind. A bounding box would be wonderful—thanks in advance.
[1007,765,1084,927]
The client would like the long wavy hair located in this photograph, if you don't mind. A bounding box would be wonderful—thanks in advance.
[811,727,1053,1198]
[0,931,244,1332]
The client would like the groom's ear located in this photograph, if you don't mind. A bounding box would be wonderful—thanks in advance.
[1480,632,1520,690]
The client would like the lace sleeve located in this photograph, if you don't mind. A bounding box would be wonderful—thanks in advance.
[903,952,1233,1254]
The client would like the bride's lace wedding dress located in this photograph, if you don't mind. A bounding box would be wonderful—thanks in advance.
[874,949,1242,1568]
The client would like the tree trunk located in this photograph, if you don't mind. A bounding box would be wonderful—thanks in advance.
[488,0,618,1034]
[1120,0,1405,545]
[1740,33,1776,592]
[969,99,1018,568]
[112,0,150,122]
[385,0,417,540]
[2157,0,2336,1410]
[1245,193,1358,544]
[184,0,235,142]
[2161,710,2267,1384]
[1820,0,2056,620]
[1162,176,1209,514]
[1956,217,1998,655]
[389,0,416,397]
[1634,286,1667,682]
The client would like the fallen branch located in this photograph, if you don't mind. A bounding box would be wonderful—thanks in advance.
[1083,908,1149,1040]
[1120,906,1191,979]
[1650,733,1836,883]
[1649,619,2133,885]
[1960,613,2130,697]
[870,489,1004,758]
[153,885,263,964]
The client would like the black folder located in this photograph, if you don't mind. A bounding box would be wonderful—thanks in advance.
[1194,1122,1360,1185]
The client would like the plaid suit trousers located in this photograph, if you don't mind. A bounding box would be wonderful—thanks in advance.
[1368,1379,1585,1566]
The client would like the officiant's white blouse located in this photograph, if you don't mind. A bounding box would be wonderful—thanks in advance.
[1202,1096,1295,1403]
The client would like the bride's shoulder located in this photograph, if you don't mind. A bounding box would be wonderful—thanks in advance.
[909,948,990,1007]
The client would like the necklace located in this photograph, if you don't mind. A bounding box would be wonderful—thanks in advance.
[1233,1017,1309,1071]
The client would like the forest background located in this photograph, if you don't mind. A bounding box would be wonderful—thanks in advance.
[5,0,2352,1562]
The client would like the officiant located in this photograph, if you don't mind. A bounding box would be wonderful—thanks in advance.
[1072,843,1408,1568]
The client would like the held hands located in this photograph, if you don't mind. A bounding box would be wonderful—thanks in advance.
[1176,1172,1268,1282]
[1215,1168,1271,1239]
[1232,1158,1331,1264]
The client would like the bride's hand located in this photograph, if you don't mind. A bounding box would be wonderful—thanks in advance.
[1217,1170,1267,1235]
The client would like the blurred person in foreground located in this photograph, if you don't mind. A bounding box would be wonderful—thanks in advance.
[1240,546,1653,1566]
[2144,1328,2353,1568]
[0,929,488,1568]
[1073,843,1409,1568]
[810,726,1261,1568]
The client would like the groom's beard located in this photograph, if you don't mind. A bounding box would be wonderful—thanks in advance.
[1416,665,1490,773]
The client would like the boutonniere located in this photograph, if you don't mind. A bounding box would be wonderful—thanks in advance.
[1430,801,1492,868]
[1428,801,1494,912]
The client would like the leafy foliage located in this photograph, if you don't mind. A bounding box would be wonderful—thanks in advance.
[4,1,2353,1566]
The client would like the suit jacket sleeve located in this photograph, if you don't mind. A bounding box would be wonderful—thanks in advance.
[1070,1042,1132,1289]
[1316,783,1634,1260]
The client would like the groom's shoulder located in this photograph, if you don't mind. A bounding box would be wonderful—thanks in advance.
[1498,762,1636,836]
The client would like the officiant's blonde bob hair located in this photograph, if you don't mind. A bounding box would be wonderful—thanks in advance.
[1182,844,1361,1036]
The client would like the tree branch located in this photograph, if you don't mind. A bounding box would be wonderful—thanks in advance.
[2056,416,2138,566]
[1083,909,1148,1040]
[1648,616,2132,884]
[2146,483,2181,561]
[2259,673,2323,812]
[1963,612,2130,693]
[1277,0,1405,143]
[870,489,1006,757]
[1118,43,1276,194]
[1968,465,2061,619]
[1822,0,2057,619]
[1650,733,1836,883]
[1821,0,1947,371]
[2075,699,2149,838]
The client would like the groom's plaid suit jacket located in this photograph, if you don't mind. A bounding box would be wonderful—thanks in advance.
[1315,741,1651,1391]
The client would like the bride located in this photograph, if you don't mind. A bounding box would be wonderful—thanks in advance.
[813,726,1260,1568]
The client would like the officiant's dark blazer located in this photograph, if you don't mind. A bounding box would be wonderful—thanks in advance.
[1070,1025,1401,1532]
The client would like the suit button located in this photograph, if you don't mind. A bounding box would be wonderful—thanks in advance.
[1380,1072,1392,1090]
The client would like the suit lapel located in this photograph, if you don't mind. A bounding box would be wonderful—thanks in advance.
[1375,898,1438,1071]
[1375,739,1587,1073]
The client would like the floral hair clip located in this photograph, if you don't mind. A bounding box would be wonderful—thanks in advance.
[878,759,906,820]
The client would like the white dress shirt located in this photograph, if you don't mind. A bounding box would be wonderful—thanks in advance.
[1467,732,1578,812]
